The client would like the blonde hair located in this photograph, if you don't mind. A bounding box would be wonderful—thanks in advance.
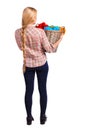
[22,7,37,28]
[21,7,37,73]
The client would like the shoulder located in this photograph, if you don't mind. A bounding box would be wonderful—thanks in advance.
[29,26,45,36]
[35,28,46,36]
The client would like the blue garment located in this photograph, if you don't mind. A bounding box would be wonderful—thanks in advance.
[24,61,49,117]
[44,26,60,31]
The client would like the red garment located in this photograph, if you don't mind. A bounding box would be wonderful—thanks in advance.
[36,22,48,29]
[15,25,56,67]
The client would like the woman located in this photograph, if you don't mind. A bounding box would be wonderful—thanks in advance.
[15,7,63,125]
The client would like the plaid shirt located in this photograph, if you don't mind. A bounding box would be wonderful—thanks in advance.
[15,25,56,67]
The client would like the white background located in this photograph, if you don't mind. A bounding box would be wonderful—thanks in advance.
[0,0,85,130]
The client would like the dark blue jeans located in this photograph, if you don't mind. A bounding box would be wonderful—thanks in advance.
[23,61,49,117]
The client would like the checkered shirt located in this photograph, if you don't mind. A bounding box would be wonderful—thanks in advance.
[15,26,56,67]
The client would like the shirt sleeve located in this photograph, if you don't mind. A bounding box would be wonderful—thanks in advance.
[15,29,22,50]
[41,29,57,53]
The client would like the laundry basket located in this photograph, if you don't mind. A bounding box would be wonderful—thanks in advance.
[45,26,65,44]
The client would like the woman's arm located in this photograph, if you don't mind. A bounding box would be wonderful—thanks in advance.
[15,29,22,50]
